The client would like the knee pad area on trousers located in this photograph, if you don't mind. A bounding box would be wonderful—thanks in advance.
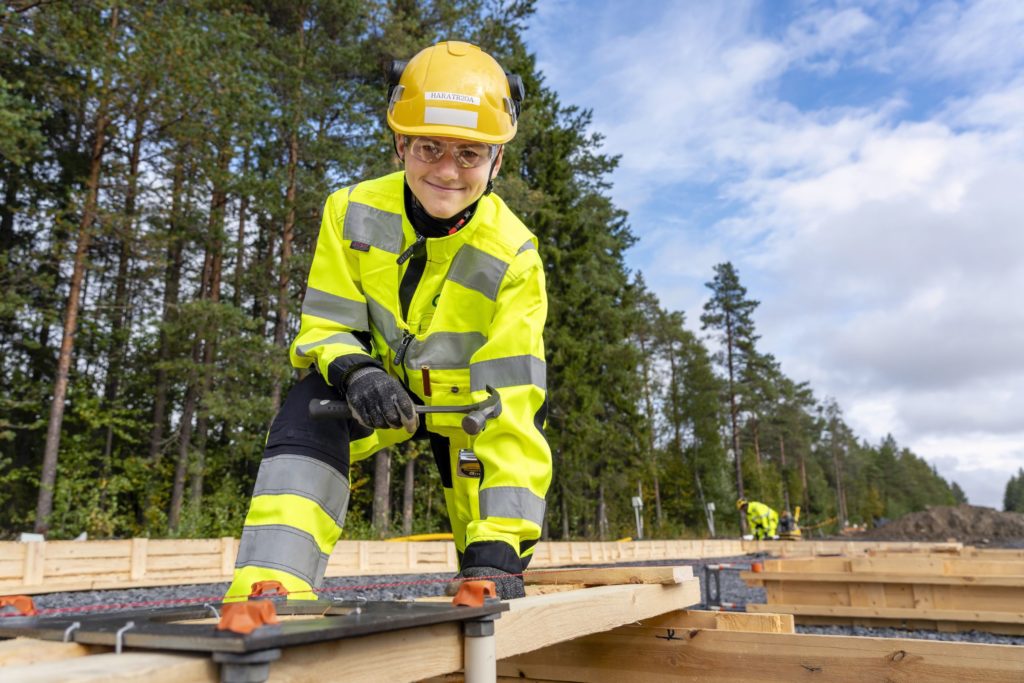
[265,372,373,477]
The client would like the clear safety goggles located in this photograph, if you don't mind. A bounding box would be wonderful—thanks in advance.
[405,136,497,169]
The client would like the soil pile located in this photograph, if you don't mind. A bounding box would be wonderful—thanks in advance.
[862,504,1024,544]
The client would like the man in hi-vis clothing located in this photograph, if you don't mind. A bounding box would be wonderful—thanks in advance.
[226,41,550,601]
[737,499,779,540]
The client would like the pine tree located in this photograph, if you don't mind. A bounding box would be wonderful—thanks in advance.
[700,262,760,521]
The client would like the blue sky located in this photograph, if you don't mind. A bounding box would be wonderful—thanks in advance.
[524,0,1024,510]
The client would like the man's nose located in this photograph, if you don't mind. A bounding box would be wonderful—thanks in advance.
[433,151,461,178]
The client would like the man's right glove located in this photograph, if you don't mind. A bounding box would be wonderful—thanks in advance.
[343,366,418,433]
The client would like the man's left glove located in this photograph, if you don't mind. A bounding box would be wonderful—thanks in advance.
[342,366,418,433]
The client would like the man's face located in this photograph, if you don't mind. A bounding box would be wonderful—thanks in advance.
[398,135,502,219]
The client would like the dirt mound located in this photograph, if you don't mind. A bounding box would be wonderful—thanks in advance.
[862,504,1024,544]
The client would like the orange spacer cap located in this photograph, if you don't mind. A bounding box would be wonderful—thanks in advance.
[250,580,289,598]
[451,580,498,607]
[217,600,280,635]
[0,595,37,617]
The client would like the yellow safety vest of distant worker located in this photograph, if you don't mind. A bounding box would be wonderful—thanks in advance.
[737,499,779,540]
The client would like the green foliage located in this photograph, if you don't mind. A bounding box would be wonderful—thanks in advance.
[0,0,967,543]
[1003,469,1024,513]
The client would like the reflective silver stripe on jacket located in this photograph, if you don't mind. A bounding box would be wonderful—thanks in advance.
[470,355,546,391]
[302,287,369,330]
[252,454,350,526]
[235,525,330,587]
[446,245,508,301]
[479,486,546,526]
[517,240,536,254]
[295,332,367,358]
[343,202,403,254]
[367,295,486,369]
[406,331,486,369]
[366,296,402,353]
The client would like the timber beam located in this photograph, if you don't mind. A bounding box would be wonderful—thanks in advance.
[497,618,1024,682]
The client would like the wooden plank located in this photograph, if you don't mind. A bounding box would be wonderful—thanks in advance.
[144,553,222,572]
[219,537,235,577]
[525,565,692,586]
[0,652,215,683]
[42,541,130,560]
[145,539,225,556]
[43,557,131,578]
[747,601,1024,624]
[0,559,25,580]
[639,609,795,633]
[497,625,1024,682]
[743,570,1024,587]
[23,541,44,586]
[271,621,462,682]
[792,614,1024,636]
[0,639,104,667]
[495,577,702,660]
[129,538,147,581]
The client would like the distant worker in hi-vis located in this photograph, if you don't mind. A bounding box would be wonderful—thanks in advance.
[226,41,550,601]
[737,498,779,540]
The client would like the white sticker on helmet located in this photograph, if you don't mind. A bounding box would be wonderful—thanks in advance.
[426,91,481,105]
[424,106,479,129]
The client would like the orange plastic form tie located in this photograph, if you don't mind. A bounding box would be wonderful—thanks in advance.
[451,580,497,607]
[0,595,37,617]
[217,601,280,635]
[250,580,289,598]
[751,562,764,573]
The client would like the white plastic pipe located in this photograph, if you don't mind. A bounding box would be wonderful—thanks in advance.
[464,629,496,683]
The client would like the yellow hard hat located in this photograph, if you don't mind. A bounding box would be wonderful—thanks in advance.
[736,498,748,510]
[387,41,523,145]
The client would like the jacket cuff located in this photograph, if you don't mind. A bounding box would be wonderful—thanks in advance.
[326,354,383,388]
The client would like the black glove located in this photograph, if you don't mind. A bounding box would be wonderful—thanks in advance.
[343,366,418,433]
[444,565,526,600]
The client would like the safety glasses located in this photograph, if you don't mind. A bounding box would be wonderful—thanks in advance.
[405,136,497,169]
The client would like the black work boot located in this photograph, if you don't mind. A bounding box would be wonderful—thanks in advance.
[444,565,526,600]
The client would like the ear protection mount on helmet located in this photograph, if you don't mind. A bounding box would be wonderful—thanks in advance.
[387,59,408,106]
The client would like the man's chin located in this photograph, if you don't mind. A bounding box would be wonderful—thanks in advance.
[422,200,465,220]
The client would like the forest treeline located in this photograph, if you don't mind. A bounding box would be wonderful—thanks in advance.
[1,0,966,541]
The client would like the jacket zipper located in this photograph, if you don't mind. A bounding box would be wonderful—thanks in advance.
[396,234,426,266]
[393,329,413,387]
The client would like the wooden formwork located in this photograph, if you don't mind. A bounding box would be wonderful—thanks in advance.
[742,554,1024,634]
[2,536,978,596]
[1,538,748,595]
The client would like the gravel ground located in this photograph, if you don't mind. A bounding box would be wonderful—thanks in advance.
[20,553,1024,647]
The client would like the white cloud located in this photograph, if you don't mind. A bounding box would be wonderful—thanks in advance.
[863,0,1024,83]
[525,1,1024,507]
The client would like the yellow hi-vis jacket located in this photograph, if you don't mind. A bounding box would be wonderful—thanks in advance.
[746,501,779,539]
[229,171,551,600]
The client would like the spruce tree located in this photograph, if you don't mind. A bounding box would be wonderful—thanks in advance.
[700,262,760,515]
